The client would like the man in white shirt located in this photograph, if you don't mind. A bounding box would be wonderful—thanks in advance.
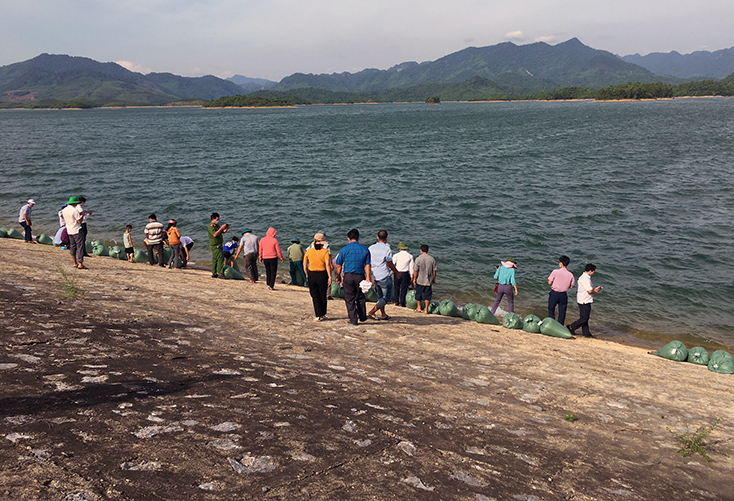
[392,241,414,307]
[61,196,87,269]
[18,199,35,242]
[568,263,602,337]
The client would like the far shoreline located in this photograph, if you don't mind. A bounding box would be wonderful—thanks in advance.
[1,94,732,111]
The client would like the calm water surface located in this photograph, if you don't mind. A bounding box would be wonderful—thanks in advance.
[2,99,733,347]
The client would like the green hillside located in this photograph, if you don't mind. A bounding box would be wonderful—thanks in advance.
[0,54,243,108]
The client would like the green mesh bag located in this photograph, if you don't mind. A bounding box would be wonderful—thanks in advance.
[439,300,462,317]
[654,341,688,361]
[365,288,378,302]
[0,227,8,238]
[538,317,573,339]
[462,303,478,321]
[687,347,710,365]
[474,306,499,325]
[6,228,24,239]
[522,314,542,333]
[133,249,148,263]
[426,301,440,314]
[708,350,734,374]
[107,247,121,259]
[85,240,94,254]
[405,290,417,310]
[223,265,245,280]
[36,234,54,245]
[502,312,523,330]
[92,243,109,256]
[330,281,344,299]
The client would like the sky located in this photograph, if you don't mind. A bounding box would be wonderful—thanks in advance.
[2,0,733,82]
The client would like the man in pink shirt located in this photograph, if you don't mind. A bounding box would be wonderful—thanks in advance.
[547,255,575,324]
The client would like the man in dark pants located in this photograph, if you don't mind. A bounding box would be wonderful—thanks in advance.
[18,199,35,242]
[144,214,166,267]
[334,229,372,325]
[568,263,602,337]
[547,255,575,325]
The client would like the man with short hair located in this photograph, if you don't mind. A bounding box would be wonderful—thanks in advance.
[61,196,87,269]
[235,228,259,282]
[547,255,575,324]
[208,213,229,278]
[568,263,602,338]
[335,229,371,325]
[144,214,165,267]
[18,199,35,243]
[412,244,437,313]
[367,230,400,320]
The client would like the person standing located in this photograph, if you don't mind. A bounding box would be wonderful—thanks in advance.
[412,244,436,313]
[144,214,166,267]
[547,255,575,325]
[490,258,518,314]
[287,238,307,286]
[61,196,87,269]
[78,197,92,256]
[166,220,182,269]
[334,229,371,325]
[258,227,284,290]
[303,233,333,321]
[235,228,259,282]
[367,230,400,320]
[18,199,35,243]
[392,241,414,307]
[123,225,135,263]
[568,263,602,338]
[208,213,229,278]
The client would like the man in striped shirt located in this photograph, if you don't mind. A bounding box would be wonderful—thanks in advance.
[144,214,165,267]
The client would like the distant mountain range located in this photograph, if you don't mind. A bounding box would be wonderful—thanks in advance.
[0,54,244,106]
[226,75,277,93]
[622,47,734,79]
[2,39,734,107]
[274,38,667,93]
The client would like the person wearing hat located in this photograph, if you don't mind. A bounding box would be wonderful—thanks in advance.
[18,199,36,243]
[287,237,307,287]
[303,233,333,321]
[308,233,333,297]
[490,257,518,314]
[165,219,182,269]
[234,228,259,282]
[392,241,414,307]
[61,196,88,269]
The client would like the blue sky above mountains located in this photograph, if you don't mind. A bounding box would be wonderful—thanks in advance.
[2,0,732,81]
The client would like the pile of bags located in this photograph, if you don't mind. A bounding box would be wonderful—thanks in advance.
[654,341,734,374]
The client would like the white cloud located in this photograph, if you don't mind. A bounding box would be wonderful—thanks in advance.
[504,31,526,43]
[535,35,559,44]
[116,60,153,74]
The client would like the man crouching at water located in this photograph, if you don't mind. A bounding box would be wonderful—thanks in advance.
[335,229,371,325]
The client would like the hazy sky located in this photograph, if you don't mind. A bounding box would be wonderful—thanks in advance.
[2,0,732,81]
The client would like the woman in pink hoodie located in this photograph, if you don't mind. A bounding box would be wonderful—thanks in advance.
[258,227,284,290]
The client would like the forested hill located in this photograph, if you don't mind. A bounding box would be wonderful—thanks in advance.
[0,54,243,107]
[274,38,667,93]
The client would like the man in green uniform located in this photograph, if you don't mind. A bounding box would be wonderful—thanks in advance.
[208,212,230,278]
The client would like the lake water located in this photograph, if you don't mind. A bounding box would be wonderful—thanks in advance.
[2,99,733,348]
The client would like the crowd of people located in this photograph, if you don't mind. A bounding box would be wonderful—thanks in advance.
[14,198,604,337]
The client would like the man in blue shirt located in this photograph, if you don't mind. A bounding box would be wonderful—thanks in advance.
[335,229,372,325]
